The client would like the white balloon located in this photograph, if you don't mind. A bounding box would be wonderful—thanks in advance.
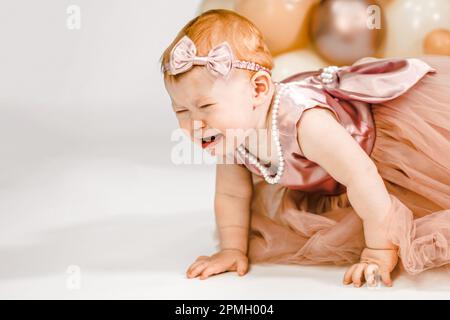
[384,0,450,57]
[198,0,236,13]
[272,48,327,81]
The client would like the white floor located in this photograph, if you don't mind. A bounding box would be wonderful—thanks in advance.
[0,146,449,299]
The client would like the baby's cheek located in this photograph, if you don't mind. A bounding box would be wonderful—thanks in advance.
[177,117,192,129]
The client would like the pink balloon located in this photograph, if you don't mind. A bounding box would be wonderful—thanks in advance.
[310,0,385,65]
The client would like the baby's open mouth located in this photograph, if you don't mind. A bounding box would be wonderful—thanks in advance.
[201,133,223,149]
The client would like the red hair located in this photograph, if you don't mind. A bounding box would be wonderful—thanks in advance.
[159,9,273,82]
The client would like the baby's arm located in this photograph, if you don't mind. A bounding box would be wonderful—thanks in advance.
[297,107,398,286]
[214,162,253,253]
[297,107,393,248]
[186,162,253,280]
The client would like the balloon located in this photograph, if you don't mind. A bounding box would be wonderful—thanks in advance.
[310,0,385,66]
[272,47,327,81]
[384,0,450,57]
[423,29,450,56]
[377,0,393,6]
[235,0,319,56]
[198,0,236,13]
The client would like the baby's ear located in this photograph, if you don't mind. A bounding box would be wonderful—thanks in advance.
[250,71,272,104]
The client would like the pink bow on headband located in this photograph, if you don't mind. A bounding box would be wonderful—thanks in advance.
[163,35,270,77]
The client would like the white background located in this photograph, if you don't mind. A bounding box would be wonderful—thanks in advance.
[0,0,448,299]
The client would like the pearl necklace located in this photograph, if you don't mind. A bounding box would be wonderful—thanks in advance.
[237,82,288,184]
[236,65,340,185]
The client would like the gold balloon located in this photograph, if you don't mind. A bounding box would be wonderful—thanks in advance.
[198,0,236,13]
[384,0,450,57]
[423,29,450,56]
[310,0,385,65]
[272,47,327,81]
[377,0,393,6]
[235,0,319,56]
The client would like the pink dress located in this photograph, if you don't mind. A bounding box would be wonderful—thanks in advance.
[231,56,450,275]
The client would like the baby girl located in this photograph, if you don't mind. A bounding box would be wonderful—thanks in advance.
[160,9,450,287]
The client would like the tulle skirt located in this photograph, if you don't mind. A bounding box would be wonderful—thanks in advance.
[245,56,450,275]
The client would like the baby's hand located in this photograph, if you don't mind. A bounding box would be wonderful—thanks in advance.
[186,249,249,280]
[343,247,399,288]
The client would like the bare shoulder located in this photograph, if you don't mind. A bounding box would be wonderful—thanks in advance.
[296,106,377,186]
[296,106,342,159]
[215,162,253,198]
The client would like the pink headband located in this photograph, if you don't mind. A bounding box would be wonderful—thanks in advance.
[163,35,271,77]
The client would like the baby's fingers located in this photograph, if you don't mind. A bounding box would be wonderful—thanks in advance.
[380,270,393,287]
[236,258,249,276]
[364,264,379,287]
[187,261,208,279]
[186,256,209,276]
[351,263,367,287]
[199,264,226,280]
[236,261,248,277]
[186,259,205,274]
[343,264,358,285]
